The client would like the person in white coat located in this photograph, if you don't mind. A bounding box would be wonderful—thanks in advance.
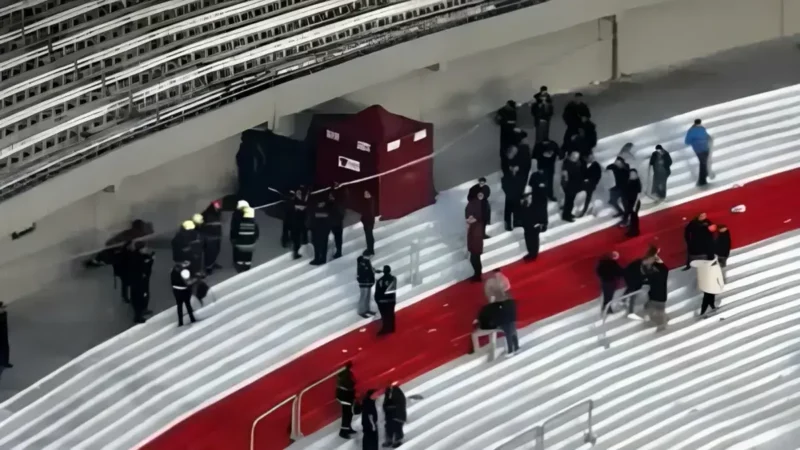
[692,257,725,316]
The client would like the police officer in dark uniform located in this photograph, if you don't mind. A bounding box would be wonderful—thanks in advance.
[362,190,376,256]
[171,260,197,326]
[281,190,295,248]
[494,100,518,155]
[0,302,11,369]
[561,151,583,222]
[375,265,397,336]
[231,207,260,273]
[336,362,356,438]
[113,241,135,304]
[199,201,223,274]
[519,193,548,261]
[328,183,346,259]
[468,177,491,239]
[290,188,309,260]
[531,87,554,143]
[383,385,407,448]
[129,241,155,323]
[532,139,560,202]
[501,146,530,230]
[361,390,380,450]
[310,199,331,265]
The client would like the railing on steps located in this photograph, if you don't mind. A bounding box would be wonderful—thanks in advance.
[596,287,645,348]
[495,399,596,450]
[249,365,346,449]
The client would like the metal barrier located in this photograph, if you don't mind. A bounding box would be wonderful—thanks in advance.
[495,399,596,450]
[596,288,644,348]
[249,365,347,448]
[249,395,298,450]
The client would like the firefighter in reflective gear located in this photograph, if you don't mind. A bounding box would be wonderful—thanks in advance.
[172,220,203,277]
[171,260,197,326]
[375,266,397,335]
[130,241,155,323]
[231,200,249,239]
[199,201,223,273]
[336,362,356,438]
[310,200,331,265]
[383,385,407,448]
[231,207,259,273]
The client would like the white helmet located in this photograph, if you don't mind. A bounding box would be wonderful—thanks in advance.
[243,207,255,219]
[192,213,204,225]
[237,200,250,210]
[181,220,195,230]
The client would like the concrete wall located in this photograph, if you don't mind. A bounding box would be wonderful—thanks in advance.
[2,0,800,302]
[0,136,239,303]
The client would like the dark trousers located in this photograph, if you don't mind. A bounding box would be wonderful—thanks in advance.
[312,229,329,263]
[131,279,150,321]
[363,429,379,450]
[534,119,550,143]
[500,322,519,353]
[339,403,354,436]
[562,187,577,220]
[627,209,640,237]
[291,226,305,257]
[481,201,491,236]
[608,187,624,216]
[281,218,291,248]
[504,195,519,228]
[385,419,405,445]
[581,186,596,215]
[363,221,375,255]
[469,252,482,279]
[119,276,132,303]
[718,256,728,268]
[377,300,396,334]
[701,292,717,315]
[524,227,540,259]
[232,245,254,273]
[542,168,555,200]
[601,281,616,312]
[696,152,709,185]
[203,238,221,271]
[0,317,9,366]
[173,290,196,326]
[331,225,343,256]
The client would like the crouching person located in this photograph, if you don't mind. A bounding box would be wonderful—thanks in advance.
[471,300,503,356]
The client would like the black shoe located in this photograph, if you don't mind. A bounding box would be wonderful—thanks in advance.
[562,216,575,223]
[310,260,324,266]
[548,196,557,202]
[523,254,536,262]
[363,250,375,257]
[333,252,342,259]
[483,234,490,239]
[134,317,146,324]
[392,442,403,448]
[504,225,513,232]
[2,363,12,368]
[366,311,377,316]
[470,275,483,283]
[359,313,370,319]
[383,442,393,448]
[682,266,691,271]
[293,253,302,260]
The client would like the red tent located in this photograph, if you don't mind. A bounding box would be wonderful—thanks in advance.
[315,105,435,220]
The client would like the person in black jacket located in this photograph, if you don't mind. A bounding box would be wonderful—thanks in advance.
[199,201,223,273]
[580,116,598,152]
[361,390,380,450]
[310,199,331,266]
[375,266,397,335]
[501,146,530,230]
[531,88,554,143]
[533,85,552,104]
[336,362,356,439]
[519,193,547,261]
[623,247,659,314]
[495,100,518,154]
[715,225,731,268]
[0,302,11,369]
[561,151,583,222]
[130,242,155,323]
[172,220,203,277]
[328,183,346,259]
[563,93,591,128]
[468,178,492,239]
[383,385,407,448]
[562,129,590,158]
[605,157,629,217]
[532,139,559,201]
[683,213,714,270]
[362,190,376,256]
[290,188,309,259]
[596,252,623,314]
[649,145,673,200]
[356,254,380,318]
[622,169,642,228]
[499,297,519,355]
[645,260,669,329]
[171,260,197,326]
[231,207,260,272]
[113,242,135,304]
[580,153,602,217]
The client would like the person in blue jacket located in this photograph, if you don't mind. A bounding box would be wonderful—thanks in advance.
[684,119,713,186]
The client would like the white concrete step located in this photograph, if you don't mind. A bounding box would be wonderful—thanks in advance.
[2,81,800,449]
[296,230,800,450]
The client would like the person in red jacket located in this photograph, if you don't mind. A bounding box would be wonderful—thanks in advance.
[466,193,485,282]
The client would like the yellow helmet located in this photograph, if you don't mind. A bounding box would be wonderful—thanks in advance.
[192,213,204,225]
[236,200,250,210]
[243,207,255,219]
[181,220,196,230]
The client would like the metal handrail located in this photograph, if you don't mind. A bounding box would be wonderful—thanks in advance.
[249,395,298,450]
[294,366,347,438]
[495,399,596,450]
[597,288,644,348]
